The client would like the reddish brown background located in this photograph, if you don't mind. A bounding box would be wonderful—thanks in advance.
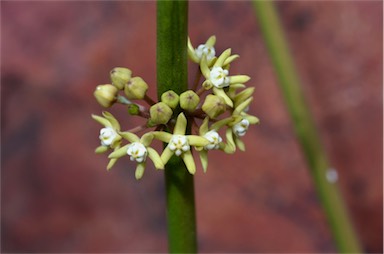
[1,1,382,253]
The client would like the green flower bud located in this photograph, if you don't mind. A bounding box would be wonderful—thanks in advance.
[124,77,148,100]
[94,84,118,108]
[202,94,226,119]
[149,102,173,125]
[161,90,179,109]
[110,67,132,90]
[179,90,200,112]
[127,104,140,115]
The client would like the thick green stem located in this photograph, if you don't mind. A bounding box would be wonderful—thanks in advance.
[157,1,197,253]
[252,1,362,253]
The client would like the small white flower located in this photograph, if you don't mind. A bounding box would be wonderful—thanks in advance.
[99,127,118,146]
[127,142,147,163]
[195,44,215,62]
[203,130,222,150]
[232,119,250,137]
[209,67,230,88]
[169,135,190,156]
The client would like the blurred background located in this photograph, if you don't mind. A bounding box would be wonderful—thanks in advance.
[1,1,382,253]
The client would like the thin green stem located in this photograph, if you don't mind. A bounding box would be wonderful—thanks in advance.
[252,1,362,253]
[157,1,197,253]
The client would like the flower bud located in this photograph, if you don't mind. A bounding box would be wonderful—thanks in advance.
[124,77,148,100]
[202,94,226,119]
[161,90,179,109]
[179,90,200,112]
[149,102,173,125]
[127,104,140,115]
[110,67,132,90]
[94,84,118,108]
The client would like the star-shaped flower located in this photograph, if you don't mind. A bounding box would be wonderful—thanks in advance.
[188,35,217,65]
[206,96,259,153]
[153,113,209,174]
[200,49,249,107]
[92,111,123,170]
[108,132,164,179]
[195,117,232,173]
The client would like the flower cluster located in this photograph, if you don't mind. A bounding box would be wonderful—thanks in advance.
[92,36,259,179]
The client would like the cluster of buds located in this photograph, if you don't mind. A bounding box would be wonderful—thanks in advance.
[92,36,259,179]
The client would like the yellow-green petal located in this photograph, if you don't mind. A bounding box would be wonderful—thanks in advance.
[152,131,173,143]
[187,135,210,147]
[174,113,187,135]
[110,136,122,149]
[181,150,196,175]
[107,158,118,171]
[199,117,210,136]
[234,97,253,115]
[226,128,236,153]
[234,87,255,108]
[235,137,246,152]
[141,133,154,147]
[223,54,239,66]
[135,162,146,180]
[220,142,235,154]
[205,35,216,47]
[199,150,209,173]
[92,114,111,127]
[119,131,140,142]
[108,144,129,159]
[160,147,174,165]
[147,147,164,170]
[210,117,234,131]
[229,75,250,85]
[228,84,246,98]
[188,37,199,63]
[213,87,233,107]
[102,111,120,130]
[214,48,231,68]
[200,56,211,79]
[244,114,260,125]
[95,145,109,154]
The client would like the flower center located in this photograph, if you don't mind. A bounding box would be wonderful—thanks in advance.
[99,127,118,146]
[127,142,147,163]
[209,67,230,88]
[203,130,222,150]
[195,44,215,61]
[169,135,190,156]
[232,119,250,137]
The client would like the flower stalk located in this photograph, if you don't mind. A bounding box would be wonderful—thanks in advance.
[252,1,362,252]
[157,1,197,253]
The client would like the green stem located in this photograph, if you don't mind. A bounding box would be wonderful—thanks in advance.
[157,1,197,253]
[252,1,362,253]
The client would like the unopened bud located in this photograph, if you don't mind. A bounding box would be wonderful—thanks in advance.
[161,90,179,109]
[94,84,118,108]
[149,102,173,125]
[180,90,200,111]
[110,67,132,90]
[124,77,148,100]
[127,104,140,115]
[202,94,226,119]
